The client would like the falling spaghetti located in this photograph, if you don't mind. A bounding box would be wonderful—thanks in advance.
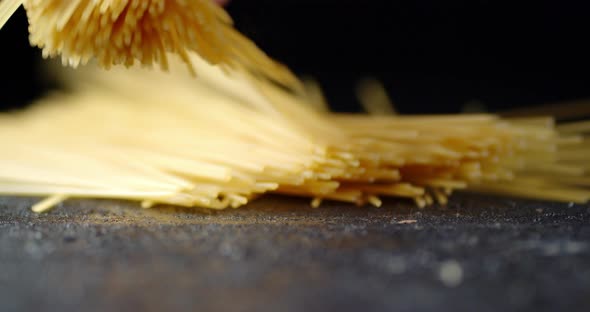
[0,53,589,212]
[0,0,301,90]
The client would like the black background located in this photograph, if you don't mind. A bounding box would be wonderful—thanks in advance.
[1,0,589,114]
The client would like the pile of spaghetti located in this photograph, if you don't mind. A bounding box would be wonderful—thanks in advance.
[0,53,589,212]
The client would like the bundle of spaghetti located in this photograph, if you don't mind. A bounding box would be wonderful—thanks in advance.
[262,79,590,207]
[0,0,301,90]
[327,115,590,206]
[0,55,346,211]
[0,52,589,212]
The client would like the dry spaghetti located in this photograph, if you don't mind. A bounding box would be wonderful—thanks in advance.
[0,52,588,212]
[0,0,301,90]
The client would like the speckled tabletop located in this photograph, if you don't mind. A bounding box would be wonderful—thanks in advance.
[1,194,589,312]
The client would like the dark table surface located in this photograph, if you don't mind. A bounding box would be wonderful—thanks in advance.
[1,194,589,312]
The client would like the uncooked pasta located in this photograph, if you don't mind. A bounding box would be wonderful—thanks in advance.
[0,0,588,212]
[0,0,301,90]
[0,53,588,212]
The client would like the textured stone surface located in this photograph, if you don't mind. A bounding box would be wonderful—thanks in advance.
[1,194,589,312]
